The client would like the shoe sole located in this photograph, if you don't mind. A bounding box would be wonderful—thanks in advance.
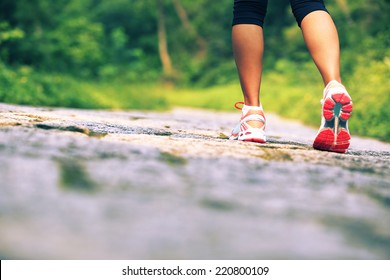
[313,92,352,153]
[230,132,266,143]
[242,138,266,143]
[238,130,266,143]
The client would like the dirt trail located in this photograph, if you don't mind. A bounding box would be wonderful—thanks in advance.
[0,103,389,259]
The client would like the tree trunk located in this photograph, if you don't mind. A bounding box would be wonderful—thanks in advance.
[157,0,174,77]
[172,0,207,59]
[172,0,191,30]
[336,0,353,23]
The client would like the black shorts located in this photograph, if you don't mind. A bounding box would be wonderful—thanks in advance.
[233,0,328,27]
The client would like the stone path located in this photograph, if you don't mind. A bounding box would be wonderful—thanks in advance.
[0,103,389,259]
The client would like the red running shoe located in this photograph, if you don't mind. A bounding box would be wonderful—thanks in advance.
[313,80,353,153]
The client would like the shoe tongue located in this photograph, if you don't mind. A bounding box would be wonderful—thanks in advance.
[242,104,263,116]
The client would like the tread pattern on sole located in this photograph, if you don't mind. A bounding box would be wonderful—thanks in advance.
[313,128,351,153]
[323,93,353,121]
[313,92,352,153]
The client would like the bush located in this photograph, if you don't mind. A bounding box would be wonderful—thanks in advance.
[0,62,170,110]
[0,63,93,107]
[347,59,390,141]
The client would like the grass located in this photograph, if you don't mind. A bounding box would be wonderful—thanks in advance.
[0,63,168,110]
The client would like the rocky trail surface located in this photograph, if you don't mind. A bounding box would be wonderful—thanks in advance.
[0,103,389,259]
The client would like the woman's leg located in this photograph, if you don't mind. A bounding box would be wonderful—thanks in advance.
[232,24,264,106]
[290,0,339,85]
[232,0,268,106]
[230,0,268,142]
[291,1,352,153]
[300,11,341,85]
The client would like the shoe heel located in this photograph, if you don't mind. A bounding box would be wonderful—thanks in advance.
[313,128,351,153]
[315,92,352,153]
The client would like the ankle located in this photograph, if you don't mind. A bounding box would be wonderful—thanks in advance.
[324,80,346,94]
[325,80,344,89]
[242,104,264,115]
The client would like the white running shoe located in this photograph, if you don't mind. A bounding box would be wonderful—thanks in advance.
[313,80,353,153]
[230,102,266,143]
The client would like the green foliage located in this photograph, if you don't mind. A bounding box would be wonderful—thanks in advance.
[46,17,104,76]
[0,21,24,60]
[0,21,24,43]
[347,59,390,141]
[0,62,95,107]
[0,62,169,110]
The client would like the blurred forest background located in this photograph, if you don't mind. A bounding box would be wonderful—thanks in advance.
[0,0,389,141]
